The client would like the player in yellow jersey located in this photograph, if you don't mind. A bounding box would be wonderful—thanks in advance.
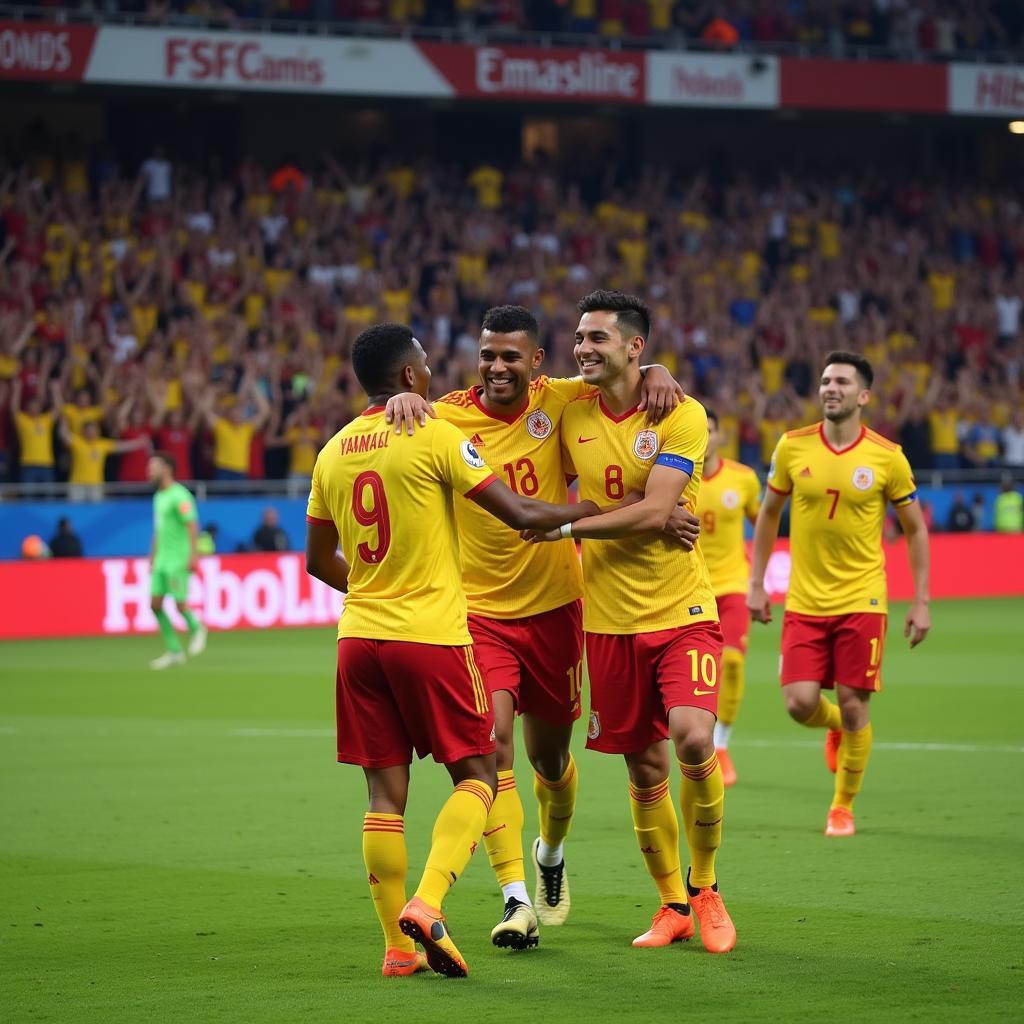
[694,409,761,787]
[747,351,931,838]
[384,304,694,951]
[524,291,736,955]
[305,323,602,979]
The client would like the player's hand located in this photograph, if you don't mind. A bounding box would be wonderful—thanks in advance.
[663,505,701,551]
[639,366,685,424]
[747,582,772,624]
[519,528,562,543]
[904,598,930,648]
[384,392,435,435]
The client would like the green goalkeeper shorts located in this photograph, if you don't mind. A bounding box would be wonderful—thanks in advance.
[151,563,191,603]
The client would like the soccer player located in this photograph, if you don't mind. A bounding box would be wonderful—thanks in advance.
[747,351,931,837]
[525,291,736,955]
[304,323,604,979]
[694,409,761,786]
[385,304,694,951]
[148,452,207,669]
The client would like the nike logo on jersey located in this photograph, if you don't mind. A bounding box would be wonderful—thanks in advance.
[693,688,716,697]
[578,435,597,443]
[482,825,507,837]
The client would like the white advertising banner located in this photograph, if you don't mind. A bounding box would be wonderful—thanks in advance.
[84,27,453,96]
[646,52,779,108]
[949,62,1024,116]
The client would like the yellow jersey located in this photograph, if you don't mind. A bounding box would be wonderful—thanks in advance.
[286,425,320,476]
[68,435,116,485]
[306,408,497,645]
[62,403,104,436]
[15,412,55,466]
[766,422,917,616]
[561,393,717,635]
[695,459,761,596]
[212,419,253,474]
[434,376,586,619]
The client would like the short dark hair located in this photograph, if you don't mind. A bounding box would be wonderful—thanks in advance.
[577,290,651,342]
[481,305,539,342]
[705,407,718,427]
[153,451,177,475]
[823,350,873,389]
[352,323,417,395]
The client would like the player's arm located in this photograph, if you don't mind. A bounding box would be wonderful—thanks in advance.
[747,486,788,624]
[524,462,690,541]
[895,498,931,648]
[470,479,600,532]
[111,434,151,454]
[637,364,685,424]
[305,519,350,594]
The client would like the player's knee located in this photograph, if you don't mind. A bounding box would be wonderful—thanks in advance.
[674,728,713,766]
[529,747,568,783]
[784,689,815,721]
[150,597,163,615]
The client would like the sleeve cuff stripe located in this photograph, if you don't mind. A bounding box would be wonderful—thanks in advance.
[305,515,334,526]
[766,482,792,495]
[464,473,498,499]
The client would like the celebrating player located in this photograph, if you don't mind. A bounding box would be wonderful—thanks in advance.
[304,323,605,979]
[524,291,736,955]
[694,410,761,786]
[147,451,207,670]
[747,351,931,837]
[385,304,694,952]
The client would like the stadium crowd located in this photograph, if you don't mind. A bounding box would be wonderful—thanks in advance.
[13,0,1024,54]
[1,149,1023,498]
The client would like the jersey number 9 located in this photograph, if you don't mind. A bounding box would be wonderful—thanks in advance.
[352,471,392,564]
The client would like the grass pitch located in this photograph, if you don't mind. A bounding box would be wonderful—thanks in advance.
[3,598,1023,1023]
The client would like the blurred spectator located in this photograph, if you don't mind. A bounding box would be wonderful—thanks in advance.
[197,523,218,554]
[946,492,975,532]
[252,506,290,552]
[1003,409,1024,468]
[49,517,84,558]
[58,417,149,503]
[994,478,1023,533]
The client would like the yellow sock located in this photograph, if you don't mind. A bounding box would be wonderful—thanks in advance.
[483,770,526,887]
[415,779,494,910]
[679,753,725,890]
[802,694,842,731]
[717,648,745,726]
[362,813,412,953]
[535,755,578,849]
[832,723,873,811]
[629,778,686,905]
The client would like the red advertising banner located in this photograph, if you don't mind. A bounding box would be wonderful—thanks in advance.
[779,57,947,112]
[0,552,344,640]
[0,21,97,80]
[417,41,645,103]
[0,535,1019,640]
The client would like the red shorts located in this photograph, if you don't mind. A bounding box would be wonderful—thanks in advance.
[780,611,887,692]
[336,638,496,768]
[584,623,724,755]
[716,593,750,653]
[468,599,583,726]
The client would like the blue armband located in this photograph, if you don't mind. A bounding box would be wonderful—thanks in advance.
[654,453,695,475]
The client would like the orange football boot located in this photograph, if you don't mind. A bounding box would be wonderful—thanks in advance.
[824,729,842,774]
[398,897,468,978]
[632,905,695,947]
[716,748,737,787]
[687,877,737,954]
[381,949,429,978]
[825,807,855,837]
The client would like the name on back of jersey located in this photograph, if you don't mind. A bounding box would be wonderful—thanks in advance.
[340,430,390,456]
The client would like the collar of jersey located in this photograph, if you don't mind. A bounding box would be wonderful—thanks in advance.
[361,405,386,416]
[703,459,725,481]
[819,422,866,454]
[470,386,528,424]
[599,394,641,423]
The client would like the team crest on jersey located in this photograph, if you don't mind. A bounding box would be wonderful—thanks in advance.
[852,466,874,491]
[633,430,659,461]
[526,409,552,440]
[587,711,601,740]
[722,489,740,509]
[461,440,486,469]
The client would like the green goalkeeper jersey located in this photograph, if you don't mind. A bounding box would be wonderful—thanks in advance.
[153,482,198,568]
